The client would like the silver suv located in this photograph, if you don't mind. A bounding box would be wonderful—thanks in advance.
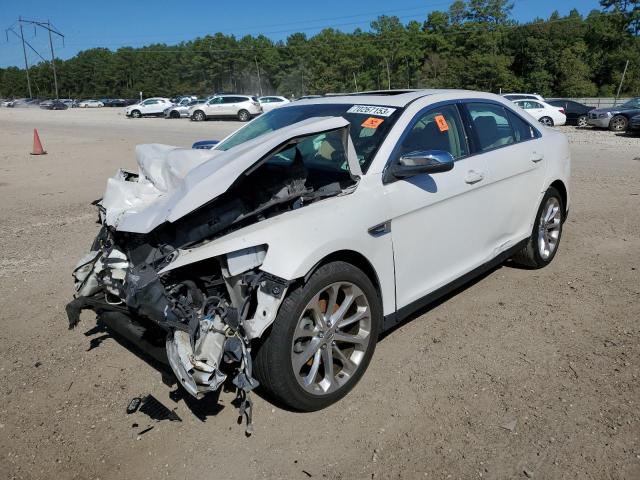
[189,94,262,122]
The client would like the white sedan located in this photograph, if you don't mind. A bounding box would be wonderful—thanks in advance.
[67,90,570,421]
[78,99,104,108]
[512,99,567,126]
[258,95,290,112]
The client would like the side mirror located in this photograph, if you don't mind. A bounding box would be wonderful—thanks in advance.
[390,150,454,179]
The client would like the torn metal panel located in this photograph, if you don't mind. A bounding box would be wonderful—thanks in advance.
[101,116,354,234]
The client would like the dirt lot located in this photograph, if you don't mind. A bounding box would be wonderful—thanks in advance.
[0,107,638,480]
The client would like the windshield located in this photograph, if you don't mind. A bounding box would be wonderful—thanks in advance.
[215,103,403,172]
[621,98,640,109]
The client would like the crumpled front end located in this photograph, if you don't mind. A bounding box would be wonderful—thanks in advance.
[66,116,361,432]
[66,227,285,433]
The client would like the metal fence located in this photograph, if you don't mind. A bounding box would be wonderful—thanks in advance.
[567,97,632,108]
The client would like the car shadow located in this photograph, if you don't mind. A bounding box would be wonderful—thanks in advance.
[84,314,228,422]
[83,257,523,416]
[379,262,504,341]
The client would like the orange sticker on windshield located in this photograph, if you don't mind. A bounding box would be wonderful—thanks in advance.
[435,114,449,132]
[361,117,384,129]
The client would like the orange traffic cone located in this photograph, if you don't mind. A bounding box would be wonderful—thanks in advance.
[31,129,47,155]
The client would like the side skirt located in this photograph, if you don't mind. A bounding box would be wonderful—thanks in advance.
[382,238,528,332]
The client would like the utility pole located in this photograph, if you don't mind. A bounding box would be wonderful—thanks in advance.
[254,56,262,96]
[17,18,64,99]
[614,59,630,106]
[353,72,358,92]
[18,20,32,98]
[46,20,59,99]
[384,58,391,90]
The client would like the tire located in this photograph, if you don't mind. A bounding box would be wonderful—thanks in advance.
[237,109,250,122]
[609,115,628,132]
[131,109,141,118]
[170,110,180,119]
[576,115,588,128]
[511,187,564,268]
[253,261,381,411]
[192,110,206,122]
[539,116,554,127]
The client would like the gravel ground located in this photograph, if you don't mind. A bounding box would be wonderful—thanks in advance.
[0,108,638,480]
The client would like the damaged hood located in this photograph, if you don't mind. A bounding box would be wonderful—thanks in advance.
[101,116,359,234]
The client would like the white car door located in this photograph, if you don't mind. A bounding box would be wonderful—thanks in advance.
[140,99,158,114]
[463,101,546,249]
[384,103,493,309]
[204,97,223,116]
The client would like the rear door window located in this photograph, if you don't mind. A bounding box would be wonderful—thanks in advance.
[466,103,515,152]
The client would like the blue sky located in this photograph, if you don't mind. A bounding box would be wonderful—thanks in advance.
[0,0,602,68]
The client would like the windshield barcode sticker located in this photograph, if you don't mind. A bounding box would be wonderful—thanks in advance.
[347,105,396,117]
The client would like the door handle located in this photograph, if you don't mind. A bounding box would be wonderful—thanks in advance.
[464,170,485,184]
[531,152,544,163]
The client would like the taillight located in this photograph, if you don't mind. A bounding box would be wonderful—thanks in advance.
[559,108,565,114]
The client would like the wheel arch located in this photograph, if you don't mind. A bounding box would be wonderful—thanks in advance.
[549,179,568,218]
[302,249,382,300]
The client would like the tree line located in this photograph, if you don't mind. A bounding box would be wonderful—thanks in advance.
[1,0,638,99]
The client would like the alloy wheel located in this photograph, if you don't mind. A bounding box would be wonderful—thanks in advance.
[537,197,562,260]
[577,115,588,127]
[291,282,372,396]
[539,116,553,126]
[610,116,627,131]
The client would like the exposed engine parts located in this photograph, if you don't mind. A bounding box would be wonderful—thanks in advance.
[67,230,288,435]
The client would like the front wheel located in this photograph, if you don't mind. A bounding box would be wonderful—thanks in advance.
[237,109,251,122]
[576,115,588,127]
[253,261,381,411]
[512,187,564,268]
[192,110,206,122]
[539,116,554,127]
[609,115,628,132]
[131,110,141,118]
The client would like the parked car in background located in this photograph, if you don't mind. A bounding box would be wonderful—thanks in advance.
[58,98,77,108]
[125,97,173,118]
[67,90,570,414]
[101,98,128,107]
[39,100,54,109]
[503,93,546,102]
[512,99,567,126]
[587,97,640,131]
[41,100,69,110]
[189,94,262,122]
[258,96,290,113]
[78,99,104,108]
[546,99,593,127]
[627,114,640,135]
[164,99,205,118]
[191,139,220,149]
[1,99,15,107]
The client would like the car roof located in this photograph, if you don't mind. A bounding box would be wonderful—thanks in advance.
[290,89,500,108]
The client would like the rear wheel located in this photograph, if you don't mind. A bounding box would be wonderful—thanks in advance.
[609,115,628,132]
[192,110,206,121]
[512,187,564,268]
[170,110,180,119]
[253,261,381,411]
[576,115,588,127]
[539,116,554,126]
[237,109,251,122]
